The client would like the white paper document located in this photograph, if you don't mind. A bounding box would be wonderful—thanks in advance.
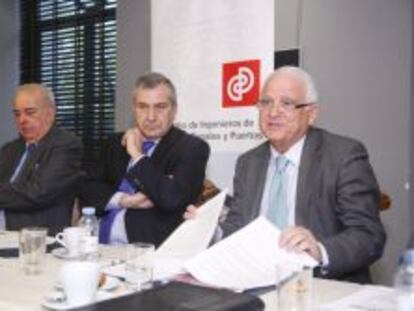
[319,285,396,310]
[185,217,318,290]
[156,190,227,259]
[154,190,227,279]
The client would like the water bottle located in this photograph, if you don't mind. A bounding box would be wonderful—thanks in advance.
[78,207,99,260]
[394,249,414,311]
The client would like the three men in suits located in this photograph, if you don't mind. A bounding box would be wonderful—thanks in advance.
[221,66,385,283]
[81,72,210,246]
[0,84,82,235]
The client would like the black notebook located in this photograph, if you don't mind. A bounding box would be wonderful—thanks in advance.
[71,281,265,311]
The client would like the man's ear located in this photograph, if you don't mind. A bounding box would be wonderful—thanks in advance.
[308,104,319,125]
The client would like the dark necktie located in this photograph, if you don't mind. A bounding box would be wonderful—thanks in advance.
[99,140,155,244]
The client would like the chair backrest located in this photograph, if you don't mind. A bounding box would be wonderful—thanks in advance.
[194,179,221,207]
[379,192,391,211]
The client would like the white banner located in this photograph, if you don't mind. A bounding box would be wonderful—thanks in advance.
[152,0,274,153]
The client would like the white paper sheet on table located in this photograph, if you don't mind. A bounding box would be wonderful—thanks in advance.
[103,190,227,280]
[185,216,318,291]
[319,285,396,310]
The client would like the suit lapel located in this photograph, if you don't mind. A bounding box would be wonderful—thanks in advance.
[14,129,56,181]
[150,127,181,166]
[295,128,322,226]
[0,141,25,181]
[250,143,271,219]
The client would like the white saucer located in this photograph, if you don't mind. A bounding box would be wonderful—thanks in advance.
[55,275,120,292]
[51,248,79,260]
[42,290,113,310]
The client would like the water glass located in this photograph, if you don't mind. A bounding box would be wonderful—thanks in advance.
[125,242,155,291]
[19,227,48,275]
[276,266,313,311]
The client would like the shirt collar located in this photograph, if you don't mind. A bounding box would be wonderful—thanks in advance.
[269,135,306,168]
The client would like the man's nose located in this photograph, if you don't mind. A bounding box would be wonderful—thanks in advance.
[147,107,156,120]
[268,101,284,116]
[16,114,27,124]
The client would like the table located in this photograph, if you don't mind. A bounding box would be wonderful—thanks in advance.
[0,245,364,311]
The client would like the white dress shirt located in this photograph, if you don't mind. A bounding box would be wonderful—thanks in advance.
[259,136,329,266]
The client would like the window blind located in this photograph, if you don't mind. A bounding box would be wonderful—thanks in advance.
[20,0,117,167]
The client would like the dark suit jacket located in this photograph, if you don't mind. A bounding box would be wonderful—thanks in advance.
[222,127,386,283]
[81,126,210,246]
[0,126,82,235]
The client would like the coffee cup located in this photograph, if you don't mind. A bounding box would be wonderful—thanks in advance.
[59,261,100,306]
[55,227,85,257]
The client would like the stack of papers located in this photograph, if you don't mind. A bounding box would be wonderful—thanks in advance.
[104,191,318,291]
[185,217,317,290]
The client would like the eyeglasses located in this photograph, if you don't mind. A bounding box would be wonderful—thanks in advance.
[257,96,314,113]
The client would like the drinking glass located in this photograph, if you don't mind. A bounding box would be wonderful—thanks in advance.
[19,227,48,275]
[276,266,313,311]
[125,242,155,291]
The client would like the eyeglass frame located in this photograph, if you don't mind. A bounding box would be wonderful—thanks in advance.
[256,96,315,113]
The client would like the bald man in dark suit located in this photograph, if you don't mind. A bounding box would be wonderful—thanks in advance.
[0,84,82,235]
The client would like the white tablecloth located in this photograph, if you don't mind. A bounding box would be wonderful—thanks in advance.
[0,244,364,311]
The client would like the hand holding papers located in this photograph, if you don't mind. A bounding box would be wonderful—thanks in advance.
[185,217,318,290]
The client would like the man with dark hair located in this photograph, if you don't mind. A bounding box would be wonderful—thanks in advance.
[82,72,210,246]
[0,83,82,234]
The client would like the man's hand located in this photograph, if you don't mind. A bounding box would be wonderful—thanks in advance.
[279,226,322,263]
[119,192,154,209]
[122,128,144,160]
[183,205,198,220]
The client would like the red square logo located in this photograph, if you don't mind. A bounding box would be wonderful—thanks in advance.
[222,59,260,108]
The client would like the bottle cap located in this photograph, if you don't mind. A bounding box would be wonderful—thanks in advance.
[82,207,96,216]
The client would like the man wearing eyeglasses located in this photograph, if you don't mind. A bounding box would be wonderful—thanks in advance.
[81,72,210,246]
[221,66,385,283]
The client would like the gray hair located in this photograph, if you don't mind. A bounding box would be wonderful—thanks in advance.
[133,72,177,106]
[13,83,56,107]
[265,66,318,103]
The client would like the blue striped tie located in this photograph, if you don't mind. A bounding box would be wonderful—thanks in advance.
[10,144,36,182]
[267,155,290,229]
[99,140,155,244]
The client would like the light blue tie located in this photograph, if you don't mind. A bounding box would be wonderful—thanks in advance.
[267,155,290,229]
